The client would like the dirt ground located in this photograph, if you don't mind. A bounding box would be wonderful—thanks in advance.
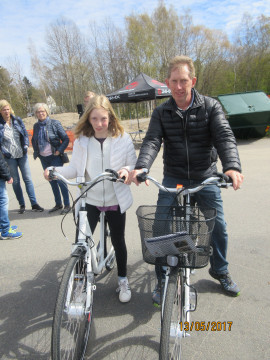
[23,113,150,133]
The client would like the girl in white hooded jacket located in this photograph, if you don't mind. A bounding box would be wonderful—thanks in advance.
[44,95,137,302]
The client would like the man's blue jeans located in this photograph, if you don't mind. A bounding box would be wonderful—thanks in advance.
[39,154,70,206]
[155,175,229,279]
[0,179,10,234]
[6,154,37,206]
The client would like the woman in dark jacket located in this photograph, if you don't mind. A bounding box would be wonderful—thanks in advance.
[0,99,43,214]
[0,151,23,239]
[32,103,70,214]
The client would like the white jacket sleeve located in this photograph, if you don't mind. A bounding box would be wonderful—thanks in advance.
[55,139,85,179]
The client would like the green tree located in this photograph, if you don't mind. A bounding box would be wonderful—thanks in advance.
[126,13,156,77]
[232,14,270,93]
[0,66,13,101]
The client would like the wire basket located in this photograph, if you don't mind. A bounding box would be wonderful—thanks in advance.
[136,205,217,268]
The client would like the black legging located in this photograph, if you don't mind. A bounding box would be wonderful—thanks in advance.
[86,204,127,277]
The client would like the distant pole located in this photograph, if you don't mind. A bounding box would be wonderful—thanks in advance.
[136,103,140,130]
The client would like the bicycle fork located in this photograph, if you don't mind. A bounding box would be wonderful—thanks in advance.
[184,269,197,324]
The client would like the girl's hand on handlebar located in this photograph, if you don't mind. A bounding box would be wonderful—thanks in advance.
[224,170,244,190]
[118,168,130,184]
[44,168,50,181]
[44,168,56,181]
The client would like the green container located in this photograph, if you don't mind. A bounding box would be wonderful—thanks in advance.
[218,91,270,139]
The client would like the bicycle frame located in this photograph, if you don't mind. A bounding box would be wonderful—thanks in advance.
[48,169,119,276]
[75,207,114,275]
[161,191,194,329]
[50,170,118,310]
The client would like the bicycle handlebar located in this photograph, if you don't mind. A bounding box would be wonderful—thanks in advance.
[47,167,125,187]
[136,170,232,195]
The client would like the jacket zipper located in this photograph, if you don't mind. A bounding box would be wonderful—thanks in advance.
[176,109,190,179]
[184,111,190,179]
[101,142,105,207]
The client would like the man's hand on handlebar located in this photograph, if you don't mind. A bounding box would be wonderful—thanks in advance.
[130,169,150,186]
[224,170,244,190]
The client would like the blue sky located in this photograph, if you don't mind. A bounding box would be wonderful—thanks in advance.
[1,0,269,81]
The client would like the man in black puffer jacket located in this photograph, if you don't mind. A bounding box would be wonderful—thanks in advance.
[132,55,244,303]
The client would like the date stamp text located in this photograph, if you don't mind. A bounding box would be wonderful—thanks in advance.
[179,321,233,331]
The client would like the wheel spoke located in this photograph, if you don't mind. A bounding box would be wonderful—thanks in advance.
[160,269,185,360]
[51,255,93,360]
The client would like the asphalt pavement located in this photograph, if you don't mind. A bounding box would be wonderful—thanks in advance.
[0,137,269,360]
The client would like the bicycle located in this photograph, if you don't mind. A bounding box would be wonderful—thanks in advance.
[47,167,124,360]
[136,170,232,360]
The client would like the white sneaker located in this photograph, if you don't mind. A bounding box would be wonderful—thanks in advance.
[116,278,131,303]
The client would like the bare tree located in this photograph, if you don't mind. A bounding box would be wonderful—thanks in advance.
[152,1,182,79]
[44,17,91,111]
[29,40,48,102]
[89,19,130,93]
[6,56,31,115]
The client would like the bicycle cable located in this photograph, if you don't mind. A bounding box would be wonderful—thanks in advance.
[58,178,116,240]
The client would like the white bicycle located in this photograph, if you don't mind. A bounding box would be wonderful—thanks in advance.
[136,171,232,360]
[48,167,124,360]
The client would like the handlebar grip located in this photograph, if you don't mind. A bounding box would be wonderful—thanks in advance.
[137,172,148,183]
[105,168,119,179]
[217,172,233,183]
[48,169,55,180]
[104,168,126,182]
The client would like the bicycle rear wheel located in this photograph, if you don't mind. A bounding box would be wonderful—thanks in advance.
[51,253,94,360]
[159,268,184,360]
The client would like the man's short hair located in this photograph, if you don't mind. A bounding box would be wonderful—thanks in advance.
[167,55,196,79]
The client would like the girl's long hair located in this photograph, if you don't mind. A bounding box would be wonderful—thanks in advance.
[74,95,124,138]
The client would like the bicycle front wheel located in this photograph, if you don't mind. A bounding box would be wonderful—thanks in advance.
[159,269,184,360]
[104,218,115,272]
[51,254,94,360]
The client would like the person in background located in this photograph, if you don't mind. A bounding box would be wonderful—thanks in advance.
[44,95,137,303]
[131,55,244,305]
[84,91,96,108]
[0,99,44,214]
[78,91,96,118]
[32,103,71,215]
[0,151,23,239]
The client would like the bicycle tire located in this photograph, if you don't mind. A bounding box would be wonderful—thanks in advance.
[159,268,184,360]
[51,254,94,360]
[104,219,115,272]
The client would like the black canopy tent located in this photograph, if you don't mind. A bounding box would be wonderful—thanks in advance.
[106,73,171,130]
